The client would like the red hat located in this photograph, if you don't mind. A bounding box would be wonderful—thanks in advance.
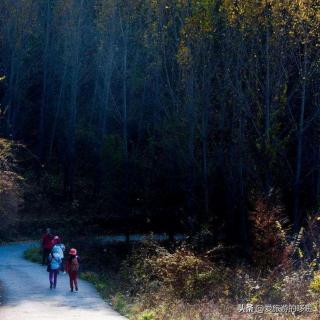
[69,248,77,255]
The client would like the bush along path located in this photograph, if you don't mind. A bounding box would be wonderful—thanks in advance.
[0,242,127,320]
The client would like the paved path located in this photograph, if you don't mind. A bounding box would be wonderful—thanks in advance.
[0,242,127,320]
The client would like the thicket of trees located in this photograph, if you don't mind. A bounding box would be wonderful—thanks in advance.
[0,0,320,246]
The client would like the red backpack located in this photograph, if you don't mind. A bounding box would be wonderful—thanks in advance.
[70,257,79,272]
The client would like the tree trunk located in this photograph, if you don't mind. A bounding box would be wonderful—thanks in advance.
[186,67,196,232]
[293,47,307,231]
[38,0,51,166]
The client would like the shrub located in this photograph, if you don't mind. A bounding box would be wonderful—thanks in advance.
[121,239,169,294]
[310,271,320,295]
[249,195,293,270]
[138,310,155,320]
[24,246,42,264]
[260,268,312,305]
[122,240,228,302]
[81,271,111,297]
[112,292,129,315]
[147,246,222,300]
[81,271,132,316]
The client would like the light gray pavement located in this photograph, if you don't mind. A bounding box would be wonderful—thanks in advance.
[0,242,127,320]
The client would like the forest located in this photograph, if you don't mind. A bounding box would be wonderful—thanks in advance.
[1,1,320,319]
[1,0,320,247]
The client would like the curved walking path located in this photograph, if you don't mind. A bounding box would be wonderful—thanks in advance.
[0,242,127,320]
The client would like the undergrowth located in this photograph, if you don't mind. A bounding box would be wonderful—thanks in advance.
[23,194,320,319]
[24,246,42,264]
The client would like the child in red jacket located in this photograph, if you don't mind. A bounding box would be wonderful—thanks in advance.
[66,248,79,292]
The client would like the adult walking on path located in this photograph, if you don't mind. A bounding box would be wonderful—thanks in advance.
[48,246,62,289]
[51,235,66,271]
[0,242,127,320]
[41,228,53,265]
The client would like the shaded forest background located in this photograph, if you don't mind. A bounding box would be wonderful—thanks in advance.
[0,0,320,250]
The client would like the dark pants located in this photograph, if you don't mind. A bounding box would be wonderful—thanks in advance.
[69,271,78,291]
[49,269,59,288]
[42,248,51,265]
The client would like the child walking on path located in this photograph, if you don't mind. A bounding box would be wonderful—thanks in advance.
[48,246,62,289]
[66,248,79,292]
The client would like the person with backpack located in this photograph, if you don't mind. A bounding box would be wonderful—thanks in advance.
[47,246,62,289]
[51,235,65,272]
[66,248,79,292]
[41,228,53,266]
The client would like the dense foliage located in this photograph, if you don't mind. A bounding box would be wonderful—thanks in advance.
[1,0,320,247]
[24,231,320,319]
[0,138,23,238]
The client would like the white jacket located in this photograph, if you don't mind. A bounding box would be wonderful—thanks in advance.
[52,244,65,259]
